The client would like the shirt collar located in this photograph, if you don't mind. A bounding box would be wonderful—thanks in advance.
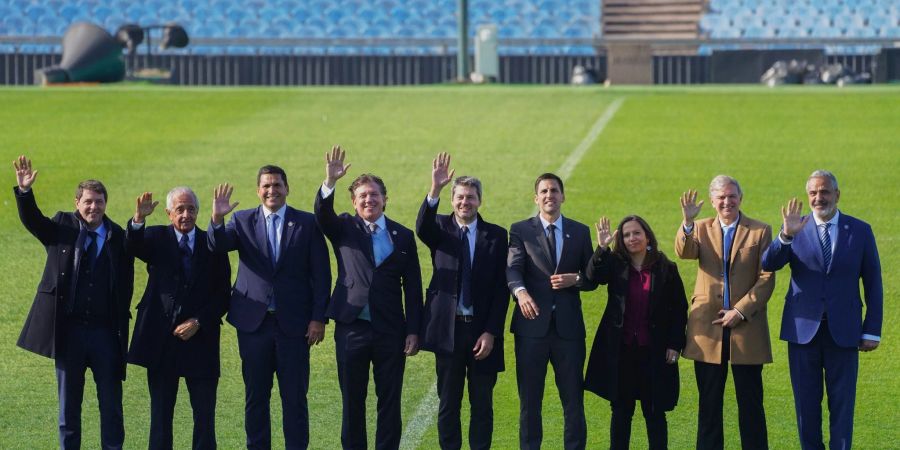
[539,214,563,232]
[263,204,287,220]
[84,221,107,239]
[455,216,478,233]
[718,213,740,231]
[363,214,388,232]
[813,210,840,227]
[173,227,196,245]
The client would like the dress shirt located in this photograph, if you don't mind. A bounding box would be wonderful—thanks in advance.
[624,266,651,347]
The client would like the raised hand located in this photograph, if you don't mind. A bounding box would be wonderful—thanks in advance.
[429,152,455,199]
[211,183,239,225]
[324,145,351,189]
[133,192,159,223]
[781,197,809,238]
[13,155,38,191]
[680,189,704,226]
[594,216,616,249]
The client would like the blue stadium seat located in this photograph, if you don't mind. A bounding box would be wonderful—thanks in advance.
[124,4,152,24]
[24,4,53,23]
[37,16,67,35]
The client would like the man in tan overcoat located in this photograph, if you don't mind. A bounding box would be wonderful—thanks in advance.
[675,175,775,450]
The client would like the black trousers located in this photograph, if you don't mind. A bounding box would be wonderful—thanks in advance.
[695,329,768,450]
[335,320,406,450]
[147,369,218,450]
[515,314,586,450]
[56,321,124,450]
[435,320,498,450]
[610,345,667,450]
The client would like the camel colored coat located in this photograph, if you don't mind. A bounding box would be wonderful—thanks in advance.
[675,214,775,365]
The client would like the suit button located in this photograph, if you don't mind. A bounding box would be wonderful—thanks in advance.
[61,272,65,276]
[89,283,93,287]
[183,284,189,289]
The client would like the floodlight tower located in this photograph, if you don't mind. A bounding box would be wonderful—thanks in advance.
[457,0,469,81]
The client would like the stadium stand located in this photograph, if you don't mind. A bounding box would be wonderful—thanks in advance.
[699,0,900,54]
[0,0,600,54]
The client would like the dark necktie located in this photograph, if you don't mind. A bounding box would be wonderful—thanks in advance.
[85,231,99,269]
[179,233,192,279]
[819,223,832,270]
[546,223,558,267]
[459,226,473,309]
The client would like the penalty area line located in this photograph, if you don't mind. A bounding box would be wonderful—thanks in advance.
[399,96,624,449]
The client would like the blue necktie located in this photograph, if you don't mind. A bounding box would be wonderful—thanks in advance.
[722,226,735,308]
[819,223,832,271]
[179,233,192,279]
[370,223,393,267]
[267,214,279,266]
[459,226,473,310]
[85,231,99,269]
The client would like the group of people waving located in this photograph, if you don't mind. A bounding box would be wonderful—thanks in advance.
[13,150,881,450]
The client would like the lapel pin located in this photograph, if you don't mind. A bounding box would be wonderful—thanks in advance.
[288,221,294,227]
[392,230,397,235]
[843,225,848,230]
[566,233,570,238]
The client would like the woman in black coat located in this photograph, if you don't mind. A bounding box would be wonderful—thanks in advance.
[584,215,688,450]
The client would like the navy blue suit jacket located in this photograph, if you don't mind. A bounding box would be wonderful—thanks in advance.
[126,223,231,377]
[415,198,508,372]
[314,190,423,336]
[762,212,882,347]
[208,205,331,337]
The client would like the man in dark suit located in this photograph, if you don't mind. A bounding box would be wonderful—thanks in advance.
[415,153,509,450]
[13,155,134,449]
[314,146,423,450]
[506,173,598,450]
[208,165,331,450]
[126,187,231,450]
[763,170,882,450]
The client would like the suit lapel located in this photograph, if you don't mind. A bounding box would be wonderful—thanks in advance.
[254,207,275,270]
[830,213,850,274]
[803,214,825,270]
[708,220,725,265]
[274,209,297,273]
[531,216,556,272]
[473,219,490,272]
[354,215,377,266]
[729,217,750,265]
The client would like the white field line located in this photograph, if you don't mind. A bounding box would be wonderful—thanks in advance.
[399,96,625,449]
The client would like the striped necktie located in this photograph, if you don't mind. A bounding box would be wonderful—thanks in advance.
[819,223,832,270]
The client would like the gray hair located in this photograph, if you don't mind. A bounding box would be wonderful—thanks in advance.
[807,170,838,191]
[166,186,199,210]
[708,175,742,197]
[451,176,483,201]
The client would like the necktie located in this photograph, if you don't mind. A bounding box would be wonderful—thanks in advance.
[546,224,558,267]
[85,231,99,269]
[722,226,735,308]
[267,214,279,265]
[459,226,473,309]
[370,223,393,267]
[820,223,832,270]
[179,233,192,279]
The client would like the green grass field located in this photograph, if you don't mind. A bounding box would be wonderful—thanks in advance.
[0,85,897,449]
